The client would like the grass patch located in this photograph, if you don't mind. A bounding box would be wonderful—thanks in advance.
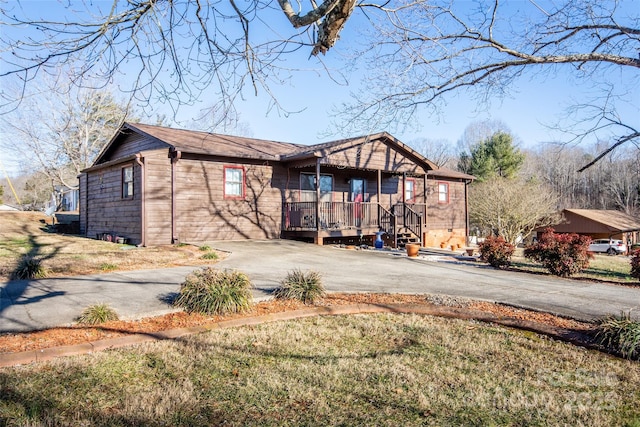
[274,269,325,303]
[594,312,640,360]
[199,244,212,251]
[0,212,222,281]
[175,267,253,315]
[1,314,639,425]
[99,262,118,272]
[511,250,634,283]
[76,303,119,325]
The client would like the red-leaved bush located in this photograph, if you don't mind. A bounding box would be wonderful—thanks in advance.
[479,235,515,269]
[524,228,593,277]
[631,249,640,281]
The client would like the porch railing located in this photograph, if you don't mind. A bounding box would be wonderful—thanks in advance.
[284,201,423,245]
[392,203,424,243]
[285,202,381,230]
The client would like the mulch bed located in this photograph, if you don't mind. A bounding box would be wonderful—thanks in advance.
[0,293,593,355]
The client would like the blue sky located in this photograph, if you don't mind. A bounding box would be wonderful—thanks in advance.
[1,0,638,177]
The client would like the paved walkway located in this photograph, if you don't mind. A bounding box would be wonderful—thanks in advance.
[1,240,639,334]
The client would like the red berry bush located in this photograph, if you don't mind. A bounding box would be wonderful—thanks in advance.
[524,228,593,277]
[478,235,515,269]
[631,249,640,281]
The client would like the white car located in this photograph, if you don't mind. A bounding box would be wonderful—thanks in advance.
[588,239,627,255]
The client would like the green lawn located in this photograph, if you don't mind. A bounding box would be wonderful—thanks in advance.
[2,314,639,426]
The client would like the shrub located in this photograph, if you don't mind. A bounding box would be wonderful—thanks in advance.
[524,228,592,277]
[594,312,640,360]
[77,303,119,325]
[175,267,253,315]
[12,256,48,280]
[199,244,212,251]
[631,249,640,281]
[274,269,325,303]
[201,252,219,260]
[478,236,515,269]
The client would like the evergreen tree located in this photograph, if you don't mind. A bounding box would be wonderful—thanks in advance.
[460,131,524,181]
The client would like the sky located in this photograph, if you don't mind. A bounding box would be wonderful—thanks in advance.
[0,0,638,178]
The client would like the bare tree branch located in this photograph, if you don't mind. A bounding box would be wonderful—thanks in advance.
[335,0,639,163]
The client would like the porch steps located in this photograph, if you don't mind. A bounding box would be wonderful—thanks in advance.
[396,230,420,248]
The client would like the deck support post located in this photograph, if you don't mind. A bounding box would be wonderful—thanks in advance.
[315,158,321,231]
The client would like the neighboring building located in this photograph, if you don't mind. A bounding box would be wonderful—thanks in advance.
[58,186,79,211]
[546,209,640,247]
[79,122,473,247]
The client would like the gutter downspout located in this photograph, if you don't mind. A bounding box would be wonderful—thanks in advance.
[84,173,89,237]
[170,150,182,244]
[135,154,145,247]
[171,150,182,244]
[315,158,321,244]
[464,178,472,246]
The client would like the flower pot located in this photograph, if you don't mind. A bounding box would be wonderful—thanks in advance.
[406,243,420,257]
[466,248,475,256]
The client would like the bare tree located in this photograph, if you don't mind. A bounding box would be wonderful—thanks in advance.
[0,0,350,119]
[522,142,640,215]
[408,137,455,168]
[470,177,562,244]
[337,0,639,165]
[1,0,638,164]
[0,78,129,190]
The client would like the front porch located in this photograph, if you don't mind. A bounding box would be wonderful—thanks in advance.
[283,201,425,247]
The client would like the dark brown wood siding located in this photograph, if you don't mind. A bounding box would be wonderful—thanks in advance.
[143,151,172,245]
[173,158,284,242]
[84,161,142,244]
[103,131,169,163]
[321,140,427,174]
[79,173,87,235]
[424,178,467,248]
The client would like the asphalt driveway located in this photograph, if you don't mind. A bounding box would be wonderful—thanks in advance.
[1,240,639,333]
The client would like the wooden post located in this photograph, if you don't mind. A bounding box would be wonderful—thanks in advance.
[377,169,382,205]
[315,158,321,233]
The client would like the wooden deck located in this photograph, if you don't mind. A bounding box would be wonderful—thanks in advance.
[283,201,424,246]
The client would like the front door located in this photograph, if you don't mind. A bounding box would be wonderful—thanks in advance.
[351,178,365,226]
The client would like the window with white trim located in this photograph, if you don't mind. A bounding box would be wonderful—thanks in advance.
[224,166,245,198]
[438,182,449,204]
[405,179,416,202]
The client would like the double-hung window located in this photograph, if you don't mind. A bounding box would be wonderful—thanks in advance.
[405,179,416,203]
[300,173,333,202]
[224,166,245,199]
[122,165,134,199]
[438,182,449,204]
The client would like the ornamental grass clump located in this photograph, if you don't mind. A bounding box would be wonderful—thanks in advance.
[478,235,515,269]
[77,303,119,325]
[175,267,253,315]
[594,312,640,360]
[12,256,48,280]
[274,269,325,304]
[524,228,592,277]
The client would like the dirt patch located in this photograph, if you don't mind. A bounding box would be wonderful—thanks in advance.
[0,293,592,354]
